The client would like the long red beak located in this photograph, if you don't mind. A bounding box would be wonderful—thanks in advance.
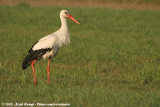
[68,14,80,24]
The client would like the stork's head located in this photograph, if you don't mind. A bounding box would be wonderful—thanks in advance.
[60,10,80,24]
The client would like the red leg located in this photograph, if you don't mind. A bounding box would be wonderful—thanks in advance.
[47,58,50,84]
[31,60,37,86]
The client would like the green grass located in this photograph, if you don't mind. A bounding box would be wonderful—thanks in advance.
[0,5,160,106]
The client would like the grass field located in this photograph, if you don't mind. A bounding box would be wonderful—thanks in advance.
[0,4,160,106]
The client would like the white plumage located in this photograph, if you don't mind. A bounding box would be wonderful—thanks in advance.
[22,10,80,85]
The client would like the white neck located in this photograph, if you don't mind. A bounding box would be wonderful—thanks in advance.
[60,15,68,30]
[57,15,70,45]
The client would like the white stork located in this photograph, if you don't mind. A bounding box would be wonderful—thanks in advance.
[22,10,80,85]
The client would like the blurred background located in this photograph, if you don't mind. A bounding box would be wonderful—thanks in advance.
[0,0,160,10]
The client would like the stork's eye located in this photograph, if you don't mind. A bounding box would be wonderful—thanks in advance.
[65,12,67,14]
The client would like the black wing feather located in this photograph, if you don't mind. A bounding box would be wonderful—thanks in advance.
[22,48,52,69]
